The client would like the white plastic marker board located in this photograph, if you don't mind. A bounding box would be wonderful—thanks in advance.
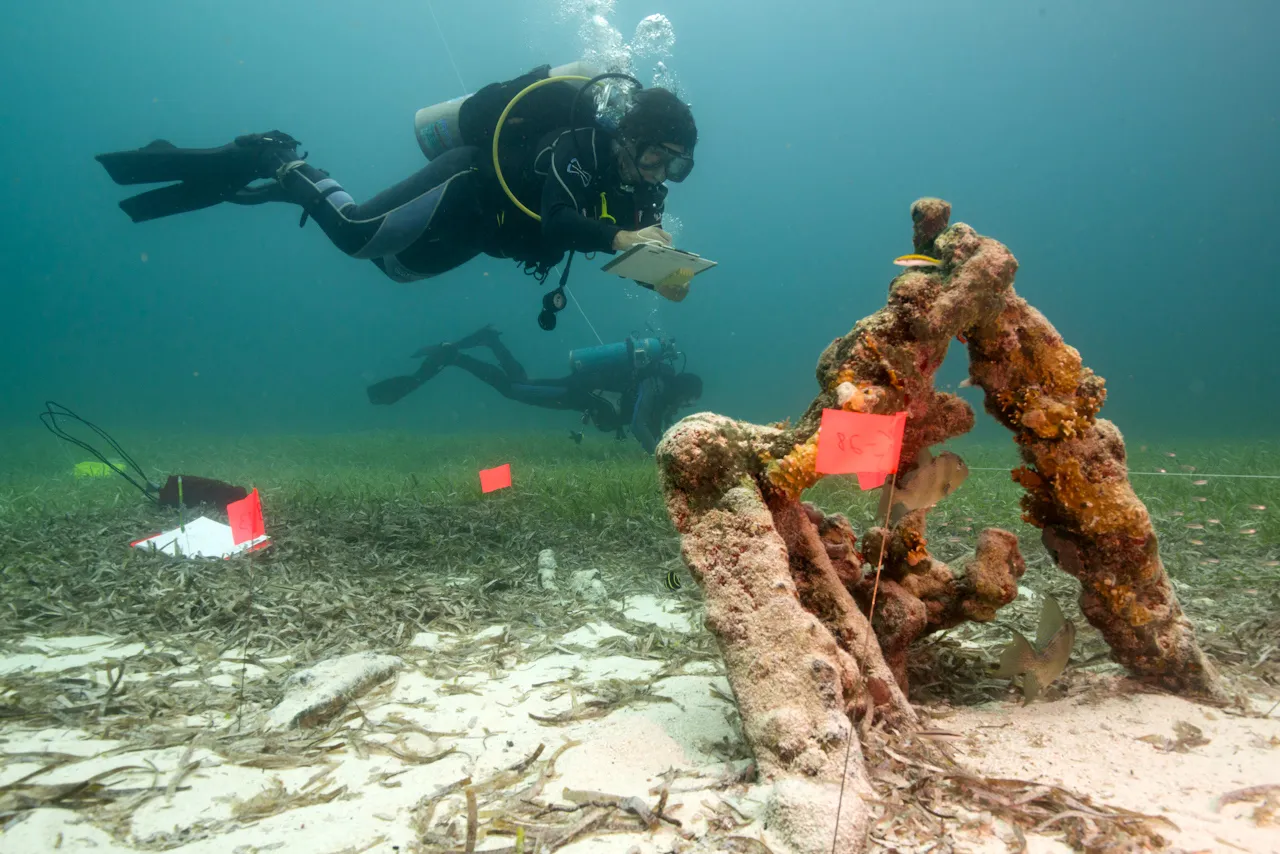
[600,242,717,287]
[130,516,270,560]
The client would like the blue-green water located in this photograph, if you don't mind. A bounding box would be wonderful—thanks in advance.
[2,0,1277,445]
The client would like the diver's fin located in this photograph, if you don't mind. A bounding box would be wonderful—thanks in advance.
[116,181,235,223]
[452,324,502,350]
[95,132,300,186]
[366,375,425,406]
[408,343,460,367]
[96,131,302,222]
[96,140,189,185]
[410,342,445,359]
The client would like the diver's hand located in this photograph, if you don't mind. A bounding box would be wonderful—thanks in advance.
[612,225,672,251]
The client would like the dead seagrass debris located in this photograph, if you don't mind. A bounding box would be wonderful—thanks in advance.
[229,769,351,824]
[0,763,153,823]
[715,836,776,853]
[527,677,678,725]
[1137,720,1212,754]
[401,741,755,853]
[405,740,615,852]
[862,727,1179,851]
[559,786,679,829]
[1214,784,1280,827]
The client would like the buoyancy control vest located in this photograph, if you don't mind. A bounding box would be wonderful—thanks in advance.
[413,62,649,331]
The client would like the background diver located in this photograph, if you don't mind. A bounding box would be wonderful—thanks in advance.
[366,326,703,455]
[94,65,699,328]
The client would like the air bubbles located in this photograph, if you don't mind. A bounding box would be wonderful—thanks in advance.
[651,60,680,92]
[559,3,681,85]
[633,15,678,88]
[581,13,630,72]
[633,13,676,58]
[663,214,684,246]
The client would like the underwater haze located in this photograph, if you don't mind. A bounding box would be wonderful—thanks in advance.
[2,0,1278,442]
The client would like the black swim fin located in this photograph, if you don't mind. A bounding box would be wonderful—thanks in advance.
[113,180,239,223]
[367,375,425,406]
[95,132,302,223]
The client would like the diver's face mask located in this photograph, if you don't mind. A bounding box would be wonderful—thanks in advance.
[631,141,695,185]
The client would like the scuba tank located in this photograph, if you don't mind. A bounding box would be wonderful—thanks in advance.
[414,93,470,160]
[569,336,675,376]
[413,60,603,161]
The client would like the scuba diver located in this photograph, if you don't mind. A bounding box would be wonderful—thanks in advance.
[94,63,699,330]
[366,326,703,455]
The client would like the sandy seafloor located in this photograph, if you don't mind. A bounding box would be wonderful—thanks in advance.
[2,590,1278,854]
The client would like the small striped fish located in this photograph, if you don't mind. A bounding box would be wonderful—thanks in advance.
[893,253,942,268]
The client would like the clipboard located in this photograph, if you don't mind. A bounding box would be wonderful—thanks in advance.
[600,242,717,288]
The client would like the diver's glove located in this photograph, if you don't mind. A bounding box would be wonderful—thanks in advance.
[232,130,304,178]
[227,165,315,207]
[226,132,310,206]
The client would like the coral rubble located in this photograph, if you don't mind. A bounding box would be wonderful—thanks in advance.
[969,296,1221,696]
[655,198,1223,853]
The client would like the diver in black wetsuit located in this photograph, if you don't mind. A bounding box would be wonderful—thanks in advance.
[366,326,703,455]
[94,67,699,326]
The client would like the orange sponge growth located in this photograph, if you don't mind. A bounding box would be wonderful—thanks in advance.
[1016,451,1152,539]
[765,434,822,501]
[900,525,929,567]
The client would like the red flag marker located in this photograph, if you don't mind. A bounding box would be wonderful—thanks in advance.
[227,488,266,545]
[479,463,512,493]
[814,410,907,489]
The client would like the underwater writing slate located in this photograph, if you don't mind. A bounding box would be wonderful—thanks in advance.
[600,242,717,287]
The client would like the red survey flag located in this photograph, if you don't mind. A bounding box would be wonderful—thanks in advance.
[814,410,907,489]
[227,488,266,545]
[479,463,512,493]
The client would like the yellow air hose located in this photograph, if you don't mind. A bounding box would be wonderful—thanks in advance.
[492,75,590,222]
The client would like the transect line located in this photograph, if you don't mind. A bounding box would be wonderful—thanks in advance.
[564,285,605,346]
[425,0,468,95]
[965,466,1280,480]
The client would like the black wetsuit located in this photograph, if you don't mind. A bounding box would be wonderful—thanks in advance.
[277,127,667,283]
[402,335,677,453]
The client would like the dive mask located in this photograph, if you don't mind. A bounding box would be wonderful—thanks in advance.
[638,142,695,183]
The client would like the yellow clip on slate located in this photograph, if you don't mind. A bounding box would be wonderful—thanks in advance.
[656,267,694,302]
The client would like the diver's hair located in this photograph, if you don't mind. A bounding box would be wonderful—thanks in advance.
[667,372,703,403]
[618,88,698,150]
